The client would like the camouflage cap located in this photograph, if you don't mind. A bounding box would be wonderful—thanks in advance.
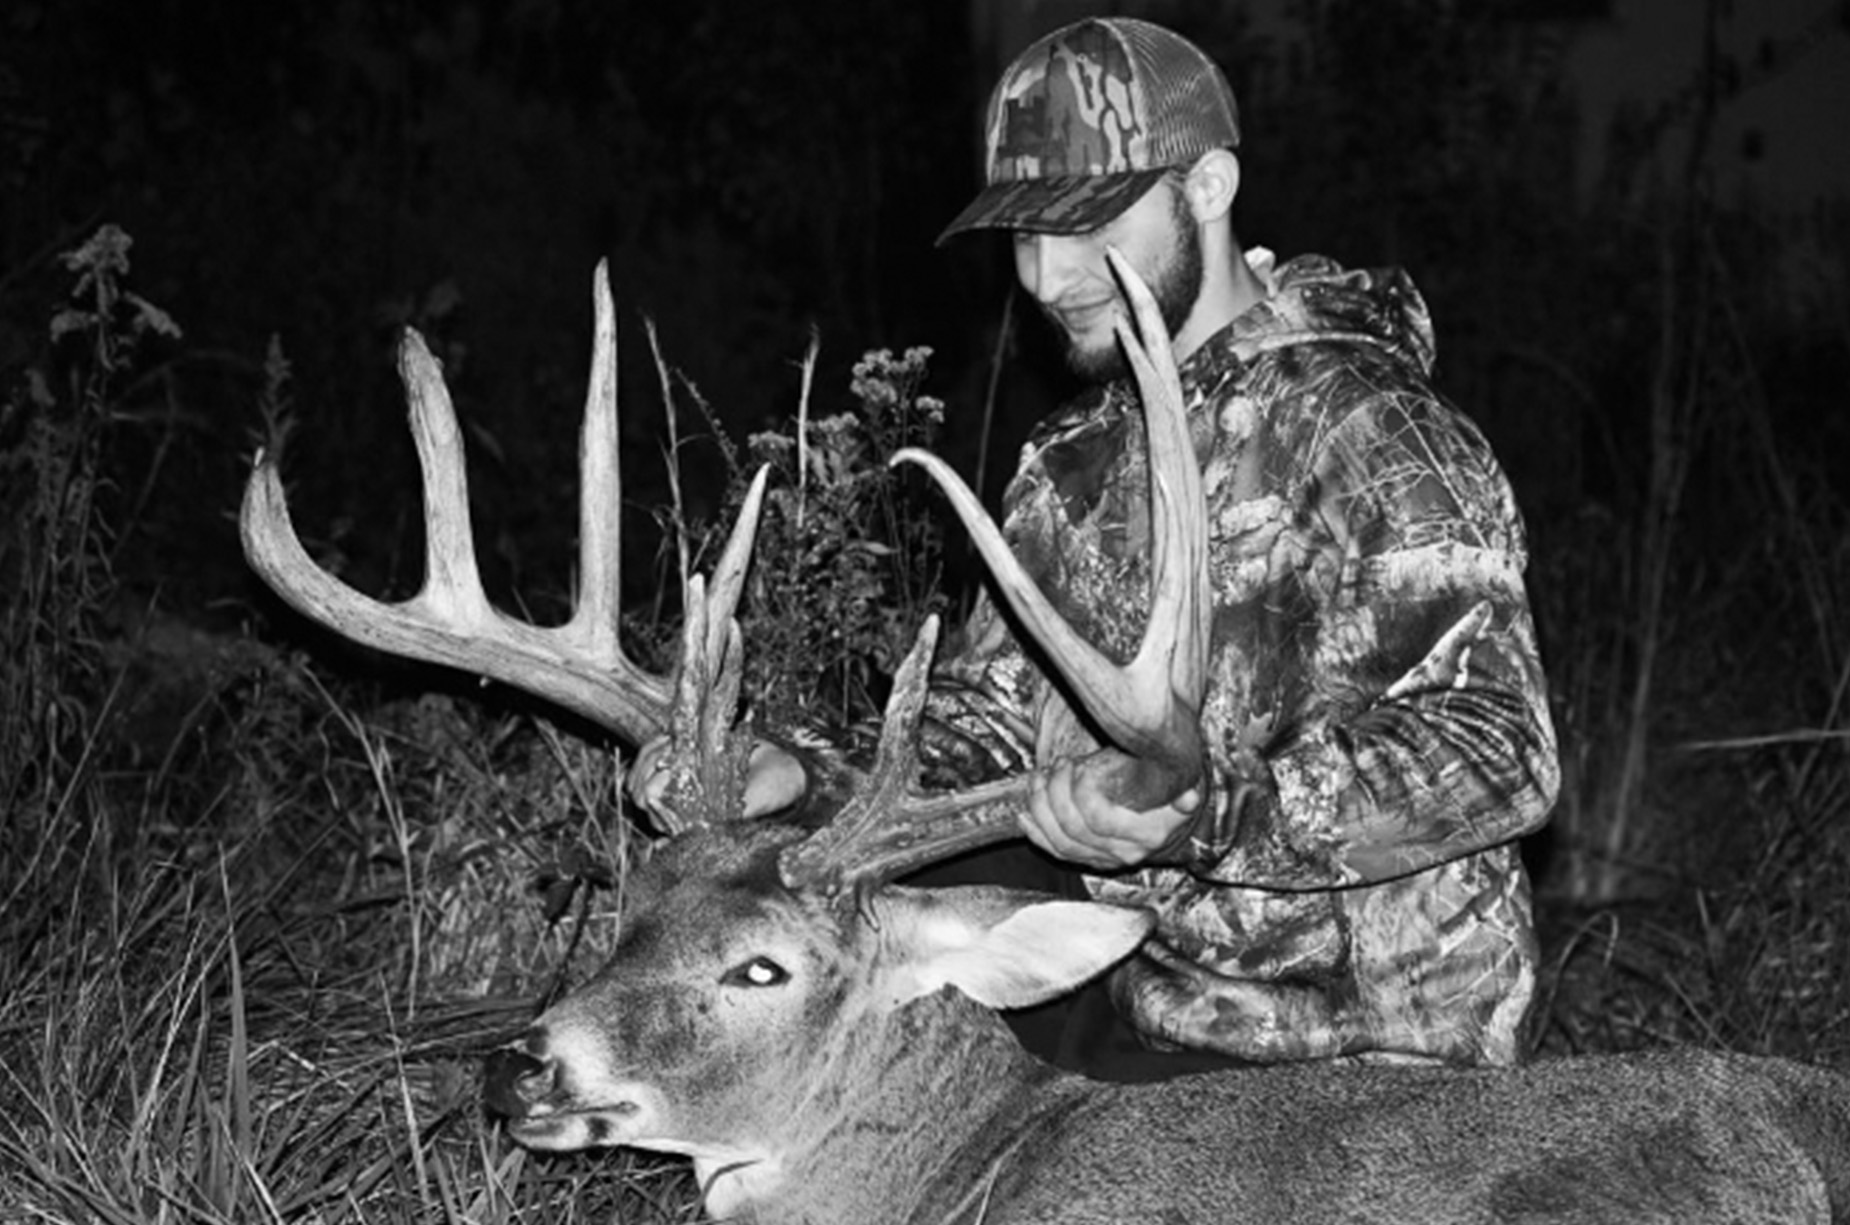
[938,17,1241,244]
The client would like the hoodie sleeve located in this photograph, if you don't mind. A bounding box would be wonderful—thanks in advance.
[908,589,1042,788]
[1175,361,1559,888]
[904,397,1115,795]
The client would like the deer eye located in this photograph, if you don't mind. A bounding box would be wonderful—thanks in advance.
[722,956,789,988]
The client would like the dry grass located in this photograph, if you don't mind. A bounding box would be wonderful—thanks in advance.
[0,657,711,1223]
[1533,744,1850,1066]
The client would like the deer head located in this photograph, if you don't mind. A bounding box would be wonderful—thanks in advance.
[480,819,1154,1220]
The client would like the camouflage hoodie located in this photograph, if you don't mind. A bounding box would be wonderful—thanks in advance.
[918,252,1559,1067]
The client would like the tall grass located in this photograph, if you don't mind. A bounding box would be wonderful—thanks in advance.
[1526,126,1850,1058]
[0,227,702,1222]
[1528,226,1850,1063]
[0,693,707,1222]
[0,648,705,1222]
[1528,13,1849,922]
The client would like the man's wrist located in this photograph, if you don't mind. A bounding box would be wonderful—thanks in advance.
[1142,763,1273,874]
[1139,774,1223,869]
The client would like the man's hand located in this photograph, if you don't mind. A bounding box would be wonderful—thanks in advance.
[626,737,808,822]
[1022,750,1205,869]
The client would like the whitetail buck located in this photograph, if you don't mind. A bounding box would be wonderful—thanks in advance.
[243,258,1850,1223]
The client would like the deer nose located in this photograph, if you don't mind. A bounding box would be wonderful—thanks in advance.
[482,1042,555,1118]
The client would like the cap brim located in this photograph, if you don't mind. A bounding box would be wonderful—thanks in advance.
[936,170,1169,246]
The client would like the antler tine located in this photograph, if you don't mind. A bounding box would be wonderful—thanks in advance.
[704,465,770,669]
[649,467,770,833]
[778,615,938,882]
[1108,244,1209,729]
[780,616,1027,892]
[567,260,623,662]
[892,247,1209,813]
[241,261,673,745]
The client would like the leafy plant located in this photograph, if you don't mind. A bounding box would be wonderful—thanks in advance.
[0,224,180,842]
[742,343,948,728]
[663,340,949,732]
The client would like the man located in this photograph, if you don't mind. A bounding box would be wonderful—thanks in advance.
[646,16,1558,1073]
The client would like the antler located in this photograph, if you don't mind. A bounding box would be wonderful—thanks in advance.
[240,260,767,829]
[781,247,1210,891]
[777,615,1034,888]
[241,250,1204,880]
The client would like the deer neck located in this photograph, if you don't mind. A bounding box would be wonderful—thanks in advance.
[701,988,1077,1225]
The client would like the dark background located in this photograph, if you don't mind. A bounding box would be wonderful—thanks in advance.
[4,0,1847,901]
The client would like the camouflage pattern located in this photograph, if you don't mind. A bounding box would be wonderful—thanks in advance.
[919,253,1558,1067]
[939,18,1242,241]
[990,21,1153,182]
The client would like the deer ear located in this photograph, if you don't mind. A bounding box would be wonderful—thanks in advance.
[875,886,1154,1011]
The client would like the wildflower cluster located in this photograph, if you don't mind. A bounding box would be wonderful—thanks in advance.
[735,345,946,728]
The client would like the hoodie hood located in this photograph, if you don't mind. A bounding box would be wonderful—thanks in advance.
[1214,252,1437,380]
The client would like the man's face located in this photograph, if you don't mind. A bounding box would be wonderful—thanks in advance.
[1012,178,1202,383]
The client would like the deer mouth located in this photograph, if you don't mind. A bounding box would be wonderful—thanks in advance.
[504,1101,644,1151]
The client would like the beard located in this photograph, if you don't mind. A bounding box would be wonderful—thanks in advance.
[1048,189,1204,384]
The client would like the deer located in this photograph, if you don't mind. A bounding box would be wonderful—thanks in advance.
[241,255,1850,1224]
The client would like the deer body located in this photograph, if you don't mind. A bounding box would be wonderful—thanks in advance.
[1012,1047,1847,1225]
[483,822,1850,1225]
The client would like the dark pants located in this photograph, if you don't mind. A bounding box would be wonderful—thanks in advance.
[901,844,1251,1084]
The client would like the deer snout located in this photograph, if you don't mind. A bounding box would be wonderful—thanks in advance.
[482,1040,555,1118]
